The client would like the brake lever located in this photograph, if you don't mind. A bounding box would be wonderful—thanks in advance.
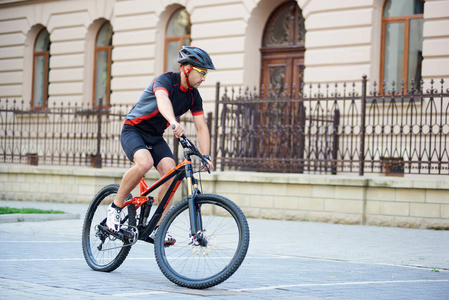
[201,157,211,174]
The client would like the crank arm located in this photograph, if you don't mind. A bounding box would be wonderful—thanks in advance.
[97,224,139,251]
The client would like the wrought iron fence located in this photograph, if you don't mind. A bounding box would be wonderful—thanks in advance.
[1,77,448,175]
[213,76,449,175]
[0,98,207,168]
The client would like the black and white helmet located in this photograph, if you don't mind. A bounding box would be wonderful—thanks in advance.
[177,46,216,70]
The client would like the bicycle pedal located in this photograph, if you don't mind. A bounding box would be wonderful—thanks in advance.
[120,226,138,244]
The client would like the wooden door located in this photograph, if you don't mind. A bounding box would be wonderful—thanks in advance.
[257,1,306,170]
[260,1,305,98]
[261,53,304,98]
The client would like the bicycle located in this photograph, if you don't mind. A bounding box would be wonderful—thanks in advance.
[81,134,250,289]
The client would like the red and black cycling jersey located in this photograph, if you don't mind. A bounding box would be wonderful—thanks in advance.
[124,72,204,135]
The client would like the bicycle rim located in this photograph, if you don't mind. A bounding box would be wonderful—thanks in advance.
[81,184,135,272]
[155,194,250,289]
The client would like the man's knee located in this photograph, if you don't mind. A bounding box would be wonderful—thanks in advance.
[133,149,154,174]
[157,157,176,175]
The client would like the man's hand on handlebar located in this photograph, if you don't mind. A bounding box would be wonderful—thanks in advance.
[202,156,214,172]
[171,124,214,172]
[171,122,185,138]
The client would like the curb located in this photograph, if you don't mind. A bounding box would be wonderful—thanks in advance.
[0,213,80,223]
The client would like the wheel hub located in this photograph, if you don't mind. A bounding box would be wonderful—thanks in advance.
[190,230,216,256]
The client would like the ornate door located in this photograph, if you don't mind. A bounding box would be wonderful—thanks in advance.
[255,1,306,172]
[261,1,306,97]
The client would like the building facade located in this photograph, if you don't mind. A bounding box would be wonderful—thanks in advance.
[1,0,448,228]
[0,0,448,110]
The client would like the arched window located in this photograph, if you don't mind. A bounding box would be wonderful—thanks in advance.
[93,21,113,107]
[165,8,191,72]
[32,28,50,109]
[380,0,424,91]
[261,1,306,97]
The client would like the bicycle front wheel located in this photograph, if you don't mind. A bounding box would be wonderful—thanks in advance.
[81,184,136,272]
[154,194,250,289]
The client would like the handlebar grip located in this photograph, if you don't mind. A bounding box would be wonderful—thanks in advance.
[171,124,186,139]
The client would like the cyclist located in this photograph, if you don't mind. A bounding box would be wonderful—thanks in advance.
[106,46,215,245]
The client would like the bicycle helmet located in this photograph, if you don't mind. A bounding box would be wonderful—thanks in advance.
[177,46,216,70]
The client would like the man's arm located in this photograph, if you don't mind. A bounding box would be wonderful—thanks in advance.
[155,89,184,137]
[193,113,214,170]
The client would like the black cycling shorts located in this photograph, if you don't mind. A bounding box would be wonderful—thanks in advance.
[120,125,174,168]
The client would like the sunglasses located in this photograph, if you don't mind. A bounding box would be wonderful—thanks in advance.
[192,67,208,77]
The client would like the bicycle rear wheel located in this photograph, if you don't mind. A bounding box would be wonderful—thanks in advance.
[154,194,250,289]
[82,184,136,272]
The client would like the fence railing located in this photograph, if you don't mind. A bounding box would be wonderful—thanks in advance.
[1,76,448,175]
[213,76,449,175]
[0,98,208,168]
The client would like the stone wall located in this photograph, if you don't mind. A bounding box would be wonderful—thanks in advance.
[1,164,448,229]
[208,172,449,230]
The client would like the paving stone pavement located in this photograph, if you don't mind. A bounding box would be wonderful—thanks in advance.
[0,200,448,299]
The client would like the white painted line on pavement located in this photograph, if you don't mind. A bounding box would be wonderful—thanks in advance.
[255,254,449,271]
[0,256,267,262]
[6,241,79,243]
[231,279,449,292]
[0,258,86,262]
[0,258,155,262]
[113,291,168,296]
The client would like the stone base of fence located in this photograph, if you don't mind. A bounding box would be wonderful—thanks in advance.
[1,164,448,230]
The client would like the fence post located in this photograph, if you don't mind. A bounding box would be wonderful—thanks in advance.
[213,82,220,170]
[173,133,179,165]
[359,75,367,175]
[298,100,305,173]
[94,97,103,168]
[332,108,340,175]
[206,112,213,134]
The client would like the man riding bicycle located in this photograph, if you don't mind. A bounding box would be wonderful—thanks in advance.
[106,46,215,245]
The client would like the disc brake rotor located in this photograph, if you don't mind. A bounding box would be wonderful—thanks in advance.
[190,230,216,256]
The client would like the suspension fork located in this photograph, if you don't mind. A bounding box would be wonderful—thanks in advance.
[186,164,204,239]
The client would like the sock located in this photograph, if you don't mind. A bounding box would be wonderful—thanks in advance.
[111,202,121,210]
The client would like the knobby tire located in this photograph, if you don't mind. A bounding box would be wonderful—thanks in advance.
[82,184,136,272]
[154,194,250,289]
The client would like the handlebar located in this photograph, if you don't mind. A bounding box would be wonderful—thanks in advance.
[171,125,210,173]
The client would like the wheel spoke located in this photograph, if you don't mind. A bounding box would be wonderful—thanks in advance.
[154,194,249,288]
[81,184,135,272]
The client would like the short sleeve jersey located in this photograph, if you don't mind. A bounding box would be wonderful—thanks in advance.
[124,72,204,135]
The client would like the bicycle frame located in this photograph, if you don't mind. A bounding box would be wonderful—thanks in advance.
[82,134,249,288]
[121,152,203,241]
